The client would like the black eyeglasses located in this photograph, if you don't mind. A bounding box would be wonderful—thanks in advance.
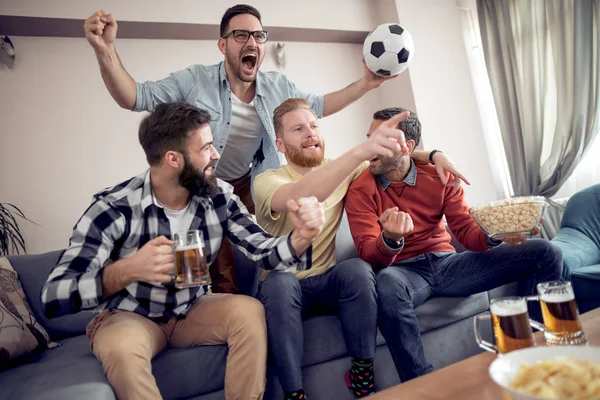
[222,30,269,44]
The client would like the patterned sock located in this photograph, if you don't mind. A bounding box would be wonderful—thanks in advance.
[284,389,307,400]
[345,357,375,398]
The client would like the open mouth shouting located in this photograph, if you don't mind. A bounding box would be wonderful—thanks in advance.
[302,141,321,152]
[241,51,258,75]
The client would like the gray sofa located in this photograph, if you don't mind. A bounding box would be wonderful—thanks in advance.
[0,214,491,400]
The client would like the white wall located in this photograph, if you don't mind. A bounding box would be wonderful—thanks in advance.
[0,0,498,254]
[374,0,420,147]
[0,35,372,254]
[0,0,379,31]
[393,0,497,205]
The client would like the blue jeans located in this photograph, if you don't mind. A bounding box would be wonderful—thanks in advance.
[377,239,563,382]
[257,258,378,391]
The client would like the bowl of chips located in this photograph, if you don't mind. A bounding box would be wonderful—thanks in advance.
[469,196,547,241]
[489,346,600,400]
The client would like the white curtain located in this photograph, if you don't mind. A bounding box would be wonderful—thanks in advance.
[476,0,600,198]
[457,0,513,200]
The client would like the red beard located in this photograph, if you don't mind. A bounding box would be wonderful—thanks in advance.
[284,139,325,168]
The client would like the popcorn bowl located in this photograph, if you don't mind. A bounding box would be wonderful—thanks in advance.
[469,196,548,241]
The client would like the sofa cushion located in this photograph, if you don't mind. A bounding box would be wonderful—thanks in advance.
[334,212,358,263]
[154,344,228,399]
[0,257,55,366]
[0,335,114,400]
[415,292,489,332]
[300,314,387,368]
[559,184,600,249]
[300,292,489,367]
[0,332,230,400]
[7,251,96,340]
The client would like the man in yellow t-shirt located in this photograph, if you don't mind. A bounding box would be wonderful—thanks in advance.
[253,98,464,399]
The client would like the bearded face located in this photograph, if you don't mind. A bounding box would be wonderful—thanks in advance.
[178,153,218,196]
[369,154,407,176]
[282,136,325,168]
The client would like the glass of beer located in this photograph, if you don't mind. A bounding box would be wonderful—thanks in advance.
[474,297,536,355]
[173,230,210,289]
[537,281,587,345]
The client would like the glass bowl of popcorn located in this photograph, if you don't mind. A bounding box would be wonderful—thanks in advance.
[469,196,548,241]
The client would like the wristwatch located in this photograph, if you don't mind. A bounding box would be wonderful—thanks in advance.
[383,234,403,250]
[429,149,443,164]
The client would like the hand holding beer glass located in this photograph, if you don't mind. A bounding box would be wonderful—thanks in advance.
[474,297,536,355]
[173,230,210,289]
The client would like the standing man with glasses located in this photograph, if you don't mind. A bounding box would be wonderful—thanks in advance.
[84,4,395,294]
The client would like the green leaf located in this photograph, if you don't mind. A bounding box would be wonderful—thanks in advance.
[0,202,35,255]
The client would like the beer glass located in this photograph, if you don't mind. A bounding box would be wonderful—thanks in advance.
[535,281,587,345]
[173,230,210,289]
[474,297,536,354]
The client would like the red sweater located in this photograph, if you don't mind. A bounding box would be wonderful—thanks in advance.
[345,160,489,269]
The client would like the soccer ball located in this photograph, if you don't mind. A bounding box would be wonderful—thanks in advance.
[363,23,414,77]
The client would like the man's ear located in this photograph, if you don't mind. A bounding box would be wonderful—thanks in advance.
[407,140,417,154]
[217,38,226,55]
[164,151,182,169]
[275,137,286,154]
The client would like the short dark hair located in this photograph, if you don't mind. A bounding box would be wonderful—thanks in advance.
[138,102,212,166]
[373,107,421,147]
[220,4,262,37]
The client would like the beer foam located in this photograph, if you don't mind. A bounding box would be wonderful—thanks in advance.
[540,291,574,303]
[491,300,527,316]
[176,245,201,252]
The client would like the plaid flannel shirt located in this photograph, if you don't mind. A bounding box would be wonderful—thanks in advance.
[41,170,307,319]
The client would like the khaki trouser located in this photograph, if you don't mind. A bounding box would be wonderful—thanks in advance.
[86,294,267,400]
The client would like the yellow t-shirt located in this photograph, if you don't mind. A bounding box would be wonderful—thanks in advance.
[253,159,367,279]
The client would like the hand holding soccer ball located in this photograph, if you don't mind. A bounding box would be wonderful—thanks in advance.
[363,23,415,78]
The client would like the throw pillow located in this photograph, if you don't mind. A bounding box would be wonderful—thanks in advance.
[0,257,55,367]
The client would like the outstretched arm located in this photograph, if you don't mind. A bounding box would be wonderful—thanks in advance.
[266,112,411,213]
[323,60,396,116]
[85,10,188,111]
[85,10,137,110]
[226,193,324,272]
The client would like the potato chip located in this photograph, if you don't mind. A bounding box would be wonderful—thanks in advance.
[510,358,600,399]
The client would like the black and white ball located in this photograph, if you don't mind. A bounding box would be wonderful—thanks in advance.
[363,23,414,77]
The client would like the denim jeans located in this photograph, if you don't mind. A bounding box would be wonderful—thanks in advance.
[376,239,563,383]
[257,258,378,391]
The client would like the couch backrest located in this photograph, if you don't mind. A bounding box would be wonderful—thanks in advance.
[561,184,600,249]
[335,211,358,263]
[7,250,96,340]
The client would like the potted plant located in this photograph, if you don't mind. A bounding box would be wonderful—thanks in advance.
[0,203,33,256]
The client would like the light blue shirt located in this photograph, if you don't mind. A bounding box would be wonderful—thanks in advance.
[135,61,324,185]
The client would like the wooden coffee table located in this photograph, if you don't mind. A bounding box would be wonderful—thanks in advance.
[371,307,600,400]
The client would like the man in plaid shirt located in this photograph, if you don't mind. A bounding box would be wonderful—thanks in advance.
[41,101,325,400]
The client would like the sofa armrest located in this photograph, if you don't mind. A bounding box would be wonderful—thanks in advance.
[551,227,600,280]
[7,251,96,340]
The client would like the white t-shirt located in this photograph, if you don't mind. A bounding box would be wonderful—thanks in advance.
[215,93,263,181]
[153,194,195,236]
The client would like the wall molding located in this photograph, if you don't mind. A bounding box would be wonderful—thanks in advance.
[0,15,368,44]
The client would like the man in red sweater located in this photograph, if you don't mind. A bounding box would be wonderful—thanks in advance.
[345,107,563,383]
